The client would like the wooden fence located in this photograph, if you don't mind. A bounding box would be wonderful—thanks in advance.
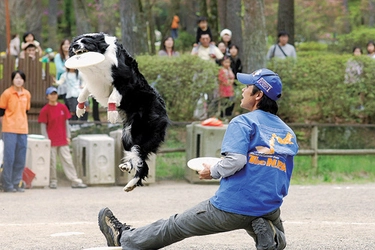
[0,54,54,120]
[295,124,375,168]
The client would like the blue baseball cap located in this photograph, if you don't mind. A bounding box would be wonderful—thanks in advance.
[46,86,58,95]
[237,69,282,101]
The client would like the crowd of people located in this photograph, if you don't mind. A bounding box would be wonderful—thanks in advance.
[1,32,92,192]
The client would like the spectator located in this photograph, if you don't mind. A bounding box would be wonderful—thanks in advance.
[191,34,223,63]
[194,16,213,46]
[218,56,235,118]
[219,29,232,56]
[0,70,31,193]
[158,36,179,57]
[345,46,365,112]
[171,14,180,39]
[55,68,88,122]
[41,48,55,63]
[267,31,297,60]
[366,41,375,58]
[229,44,242,79]
[54,39,71,103]
[97,68,298,250]
[20,31,42,57]
[215,41,226,65]
[19,43,37,60]
[38,87,87,189]
[8,34,20,58]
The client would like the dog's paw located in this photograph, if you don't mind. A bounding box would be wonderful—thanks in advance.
[119,162,132,173]
[76,106,86,117]
[123,178,139,192]
[107,110,119,123]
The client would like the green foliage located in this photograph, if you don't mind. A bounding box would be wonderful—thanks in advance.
[296,41,328,52]
[330,27,375,54]
[136,54,219,121]
[174,31,195,53]
[268,55,375,124]
[292,155,375,184]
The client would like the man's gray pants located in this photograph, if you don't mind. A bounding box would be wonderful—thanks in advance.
[120,199,285,249]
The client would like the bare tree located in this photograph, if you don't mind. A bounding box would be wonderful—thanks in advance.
[208,0,219,42]
[277,0,295,45]
[217,0,227,30]
[48,0,58,49]
[119,0,148,56]
[242,0,267,72]
[369,0,375,27]
[180,0,199,35]
[23,0,43,44]
[73,0,93,35]
[145,0,157,55]
[225,1,242,48]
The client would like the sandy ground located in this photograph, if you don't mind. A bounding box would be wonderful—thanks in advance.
[1,181,375,250]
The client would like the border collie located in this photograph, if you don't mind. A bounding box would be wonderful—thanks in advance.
[69,32,169,192]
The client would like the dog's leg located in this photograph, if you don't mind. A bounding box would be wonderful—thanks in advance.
[119,145,144,192]
[107,88,122,123]
[76,87,90,118]
[119,145,143,173]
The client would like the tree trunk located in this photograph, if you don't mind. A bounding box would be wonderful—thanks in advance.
[217,0,227,30]
[277,0,294,45]
[145,0,156,55]
[242,0,267,72]
[342,0,351,33]
[181,0,198,35]
[73,0,93,35]
[160,0,180,39]
[208,0,219,43]
[119,0,148,56]
[48,0,58,49]
[369,0,375,27]
[24,0,43,44]
[225,0,242,49]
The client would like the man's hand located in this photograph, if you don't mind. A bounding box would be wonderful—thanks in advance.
[198,163,212,180]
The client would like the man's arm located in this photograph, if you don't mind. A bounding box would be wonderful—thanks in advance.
[199,152,247,180]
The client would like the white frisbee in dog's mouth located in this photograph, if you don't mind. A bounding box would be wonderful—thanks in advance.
[187,157,221,171]
[65,52,105,69]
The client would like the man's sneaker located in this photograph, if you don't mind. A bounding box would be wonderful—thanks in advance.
[71,183,87,188]
[98,207,130,246]
[49,183,57,189]
[252,218,277,250]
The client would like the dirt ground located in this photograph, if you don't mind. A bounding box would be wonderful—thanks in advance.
[1,180,375,250]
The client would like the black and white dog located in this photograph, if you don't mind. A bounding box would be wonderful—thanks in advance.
[69,32,169,192]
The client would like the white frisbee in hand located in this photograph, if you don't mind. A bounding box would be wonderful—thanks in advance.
[65,52,105,69]
[187,157,221,171]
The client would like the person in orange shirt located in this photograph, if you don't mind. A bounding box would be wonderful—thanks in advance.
[171,14,180,39]
[0,70,31,192]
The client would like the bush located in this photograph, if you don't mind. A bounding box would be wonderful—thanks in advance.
[135,53,375,124]
[268,55,375,123]
[296,41,328,52]
[136,54,219,121]
[329,27,375,54]
[174,31,195,53]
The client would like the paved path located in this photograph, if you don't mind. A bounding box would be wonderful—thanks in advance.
[1,181,375,249]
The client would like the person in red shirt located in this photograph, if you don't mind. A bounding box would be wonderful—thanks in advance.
[218,56,235,118]
[38,87,87,189]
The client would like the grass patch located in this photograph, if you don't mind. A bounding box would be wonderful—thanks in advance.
[292,155,375,184]
[156,152,186,180]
